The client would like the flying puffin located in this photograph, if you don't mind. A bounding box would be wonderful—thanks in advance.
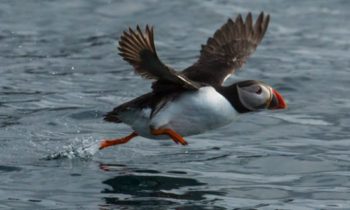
[99,12,287,150]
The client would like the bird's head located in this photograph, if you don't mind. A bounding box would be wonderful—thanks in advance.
[224,80,287,113]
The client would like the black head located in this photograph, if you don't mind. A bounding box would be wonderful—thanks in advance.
[220,80,287,113]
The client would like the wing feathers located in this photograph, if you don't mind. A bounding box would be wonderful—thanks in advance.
[118,25,200,90]
[118,25,159,79]
[182,12,270,86]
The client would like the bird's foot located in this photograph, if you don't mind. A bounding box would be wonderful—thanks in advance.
[151,128,188,145]
[99,131,138,150]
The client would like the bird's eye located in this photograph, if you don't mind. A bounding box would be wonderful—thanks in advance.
[256,87,262,94]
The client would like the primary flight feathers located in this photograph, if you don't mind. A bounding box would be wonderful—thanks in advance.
[118,25,200,90]
[118,12,270,89]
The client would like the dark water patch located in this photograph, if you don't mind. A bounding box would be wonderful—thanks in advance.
[204,154,231,161]
[68,55,107,60]
[98,163,161,173]
[81,34,114,47]
[0,99,40,105]
[69,110,104,120]
[28,199,41,203]
[167,170,187,175]
[3,54,49,59]
[102,175,206,193]
[236,154,266,159]
[46,122,57,126]
[133,169,161,174]
[101,175,224,203]
[232,202,271,210]
[176,205,226,210]
[102,197,177,208]
[283,198,294,203]
[0,115,20,128]
[0,165,21,172]
[0,89,47,96]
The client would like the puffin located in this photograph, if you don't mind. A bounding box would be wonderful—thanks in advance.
[99,12,287,150]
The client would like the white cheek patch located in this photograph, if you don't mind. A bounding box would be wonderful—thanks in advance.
[261,86,271,102]
[237,86,270,110]
[264,87,274,108]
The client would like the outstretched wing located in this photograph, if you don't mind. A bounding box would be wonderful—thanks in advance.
[182,12,270,86]
[118,25,200,90]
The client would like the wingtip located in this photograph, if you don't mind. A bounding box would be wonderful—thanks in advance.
[236,14,243,22]
[266,13,271,23]
[136,24,144,35]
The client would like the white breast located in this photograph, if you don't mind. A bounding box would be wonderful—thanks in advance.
[149,86,238,137]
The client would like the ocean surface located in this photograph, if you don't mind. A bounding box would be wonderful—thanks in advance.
[1,0,350,209]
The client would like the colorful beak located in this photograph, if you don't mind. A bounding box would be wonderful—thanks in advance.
[268,89,287,109]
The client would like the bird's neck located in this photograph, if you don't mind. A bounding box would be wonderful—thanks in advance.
[217,84,250,113]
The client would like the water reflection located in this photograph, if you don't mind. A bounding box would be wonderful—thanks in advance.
[99,163,224,208]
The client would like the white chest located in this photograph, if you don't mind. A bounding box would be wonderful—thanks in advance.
[150,87,238,136]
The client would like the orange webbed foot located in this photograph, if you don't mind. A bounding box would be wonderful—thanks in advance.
[99,131,138,150]
[151,128,188,145]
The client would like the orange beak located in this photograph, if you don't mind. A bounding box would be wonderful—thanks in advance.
[268,89,287,109]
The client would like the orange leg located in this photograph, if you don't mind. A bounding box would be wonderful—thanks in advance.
[151,128,188,145]
[99,131,138,150]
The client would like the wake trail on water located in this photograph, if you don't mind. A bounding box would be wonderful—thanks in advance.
[44,137,100,160]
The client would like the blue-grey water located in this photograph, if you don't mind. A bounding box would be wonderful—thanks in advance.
[1,0,350,209]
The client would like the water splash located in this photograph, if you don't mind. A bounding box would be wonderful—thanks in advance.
[44,136,100,160]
